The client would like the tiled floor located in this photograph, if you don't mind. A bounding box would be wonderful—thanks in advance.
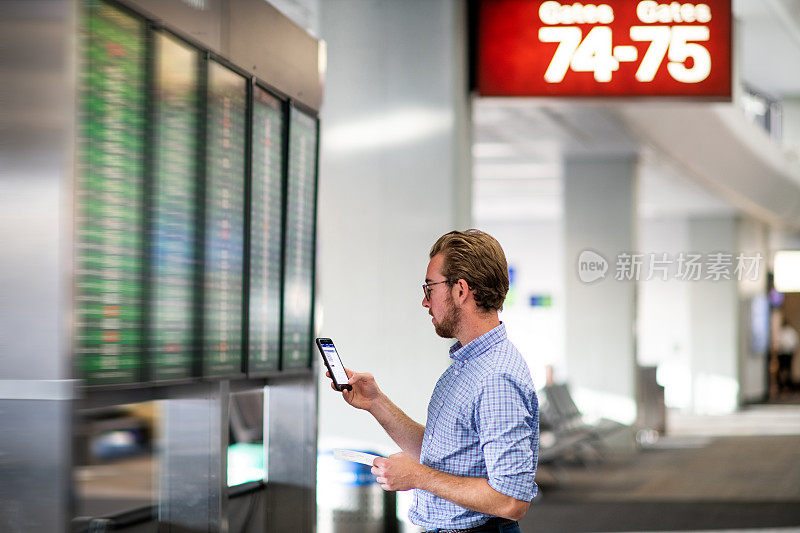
[522,404,800,533]
[602,530,800,533]
[667,404,800,438]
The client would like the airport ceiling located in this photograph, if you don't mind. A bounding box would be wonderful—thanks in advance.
[271,0,800,226]
[474,0,800,226]
[472,100,737,222]
[736,0,800,97]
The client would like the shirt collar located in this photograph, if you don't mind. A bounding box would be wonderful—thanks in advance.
[448,322,507,362]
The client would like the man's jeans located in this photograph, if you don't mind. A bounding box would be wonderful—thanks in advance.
[427,521,522,533]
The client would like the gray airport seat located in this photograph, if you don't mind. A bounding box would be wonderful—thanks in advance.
[537,383,626,464]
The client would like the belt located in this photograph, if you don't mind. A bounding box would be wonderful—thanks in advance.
[428,517,518,533]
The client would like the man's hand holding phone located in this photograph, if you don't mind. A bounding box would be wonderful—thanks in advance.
[325,367,382,413]
[317,338,421,457]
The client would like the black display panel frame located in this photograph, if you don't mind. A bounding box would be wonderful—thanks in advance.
[144,28,203,385]
[198,55,249,380]
[245,81,288,378]
[280,102,320,372]
[77,0,148,387]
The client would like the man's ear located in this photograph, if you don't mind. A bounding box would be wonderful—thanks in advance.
[454,279,470,303]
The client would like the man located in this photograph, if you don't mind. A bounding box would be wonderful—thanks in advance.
[327,230,539,533]
[777,317,798,392]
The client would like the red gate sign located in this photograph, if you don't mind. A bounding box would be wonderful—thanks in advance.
[477,0,732,99]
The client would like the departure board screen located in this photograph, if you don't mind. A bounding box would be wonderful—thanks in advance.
[76,2,146,385]
[203,61,246,377]
[149,33,199,381]
[281,107,318,370]
[248,87,285,374]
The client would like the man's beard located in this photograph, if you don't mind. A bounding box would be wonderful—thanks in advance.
[433,293,461,339]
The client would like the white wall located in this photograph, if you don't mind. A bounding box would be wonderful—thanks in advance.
[639,216,742,415]
[687,216,740,414]
[769,226,800,258]
[637,217,693,410]
[316,0,469,455]
[475,219,565,389]
[638,216,770,411]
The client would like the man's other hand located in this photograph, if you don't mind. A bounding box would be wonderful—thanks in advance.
[371,452,422,492]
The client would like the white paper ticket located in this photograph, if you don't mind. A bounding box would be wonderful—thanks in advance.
[333,449,382,466]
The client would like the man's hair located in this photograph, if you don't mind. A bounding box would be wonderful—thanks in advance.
[429,229,509,312]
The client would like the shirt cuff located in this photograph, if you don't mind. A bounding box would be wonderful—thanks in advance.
[488,473,535,502]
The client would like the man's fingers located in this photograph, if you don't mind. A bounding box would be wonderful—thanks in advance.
[349,372,374,385]
[373,457,386,468]
[375,477,387,484]
[344,368,359,385]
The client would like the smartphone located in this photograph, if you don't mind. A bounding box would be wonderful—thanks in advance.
[315,338,353,392]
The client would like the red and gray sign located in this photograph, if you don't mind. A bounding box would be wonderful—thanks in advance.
[477,0,732,99]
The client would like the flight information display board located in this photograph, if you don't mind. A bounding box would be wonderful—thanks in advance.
[203,61,247,378]
[281,107,318,370]
[149,32,200,381]
[76,1,146,386]
[248,87,285,374]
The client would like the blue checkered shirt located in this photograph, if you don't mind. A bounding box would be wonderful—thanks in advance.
[409,323,539,530]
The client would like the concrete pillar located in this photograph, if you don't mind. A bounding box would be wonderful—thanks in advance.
[564,154,638,424]
[316,0,470,452]
[0,2,77,531]
[687,216,740,414]
[737,217,770,405]
[160,382,230,532]
[780,97,800,160]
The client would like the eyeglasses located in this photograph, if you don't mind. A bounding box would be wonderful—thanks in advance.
[422,279,449,300]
